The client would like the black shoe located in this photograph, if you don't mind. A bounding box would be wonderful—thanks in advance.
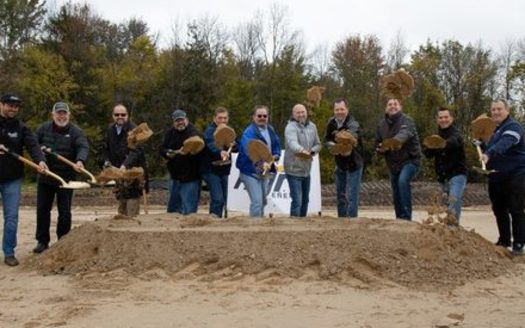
[33,243,48,254]
[495,240,511,248]
[512,243,524,256]
[4,255,19,266]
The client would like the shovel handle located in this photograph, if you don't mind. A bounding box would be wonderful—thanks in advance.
[8,151,68,186]
[475,145,486,170]
[42,147,96,183]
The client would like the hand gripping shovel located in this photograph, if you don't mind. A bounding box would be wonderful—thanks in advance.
[473,143,496,175]
[41,146,98,185]
[8,151,90,189]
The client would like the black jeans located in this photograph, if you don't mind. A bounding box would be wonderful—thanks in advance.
[36,182,73,245]
[488,174,525,246]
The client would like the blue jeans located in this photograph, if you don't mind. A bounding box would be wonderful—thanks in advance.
[202,172,228,217]
[286,174,311,217]
[335,167,363,218]
[1,178,22,257]
[167,179,200,214]
[390,163,420,220]
[440,174,467,223]
[240,173,271,217]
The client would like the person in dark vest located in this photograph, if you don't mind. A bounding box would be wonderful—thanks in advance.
[33,102,89,254]
[481,99,525,255]
[101,104,148,217]
[0,94,47,266]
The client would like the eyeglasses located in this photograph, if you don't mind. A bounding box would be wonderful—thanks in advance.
[113,113,127,117]
[257,114,268,118]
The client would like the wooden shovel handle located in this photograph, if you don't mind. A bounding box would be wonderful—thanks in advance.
[42,147,96,183]
[9,151,67,186]
[475,145,486,170]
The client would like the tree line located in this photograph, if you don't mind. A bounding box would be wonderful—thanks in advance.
[1,1,525,183]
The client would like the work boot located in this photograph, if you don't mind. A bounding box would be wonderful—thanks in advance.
[4,255,19,266]
[495,239,511,248]
[33,242,49,254]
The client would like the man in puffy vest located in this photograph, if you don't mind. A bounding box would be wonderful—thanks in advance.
[33,102,89,254]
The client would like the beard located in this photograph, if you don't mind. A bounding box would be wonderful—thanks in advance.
[54,120,69,127]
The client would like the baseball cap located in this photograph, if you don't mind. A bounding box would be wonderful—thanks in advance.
[52,102,70,113]
[0,94,22,104]
[171,109,187,120]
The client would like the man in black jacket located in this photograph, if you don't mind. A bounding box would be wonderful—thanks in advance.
[324,98,364,218]
[33,102,89,254]
[160,109,202,214]
[423,107,467,224]
[376,98,421,220]
[0,94,47,266]
[101,104,147,217]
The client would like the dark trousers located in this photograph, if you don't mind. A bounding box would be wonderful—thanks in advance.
[488,174,525,246]
[36,182,73,245]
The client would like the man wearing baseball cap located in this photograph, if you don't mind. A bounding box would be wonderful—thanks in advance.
[0,93,47,266]
[33,101,89,254]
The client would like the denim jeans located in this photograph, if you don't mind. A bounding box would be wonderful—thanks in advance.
[390,163,420,220]
[335,167,363,218]
[240,173,271,217]
[440,174,467,223]
[286,174,311,217]
[1,178,22,257]
[202,172,228,217]
[167,179,200,214]
[36,182,74,244]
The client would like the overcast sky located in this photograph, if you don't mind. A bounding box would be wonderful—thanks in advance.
[51,0,525,53]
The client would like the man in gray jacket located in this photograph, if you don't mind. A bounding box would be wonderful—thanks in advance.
[284,104,322,217]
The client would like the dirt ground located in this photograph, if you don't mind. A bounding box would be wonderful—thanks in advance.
[1,206,525,328]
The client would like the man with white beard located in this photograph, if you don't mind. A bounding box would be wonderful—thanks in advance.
[33,102,89,254]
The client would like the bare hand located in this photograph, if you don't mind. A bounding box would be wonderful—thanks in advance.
[38,161,48,173]
[376,144,387,153]
[0,144,7,154]
[73,161,84,172]
[119,165,126,171]
[220,150,229,161]
[481,154,489,164]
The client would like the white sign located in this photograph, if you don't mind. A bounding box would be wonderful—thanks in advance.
[227,150,322,215]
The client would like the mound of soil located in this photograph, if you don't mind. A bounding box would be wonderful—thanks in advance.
[31,214,515,290]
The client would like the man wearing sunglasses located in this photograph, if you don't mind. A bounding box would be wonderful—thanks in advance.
[0,94,47,266]
[101,104,147,217]
[236,105,281,217]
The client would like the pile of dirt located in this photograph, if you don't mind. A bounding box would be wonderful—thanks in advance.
[31,214,516,290]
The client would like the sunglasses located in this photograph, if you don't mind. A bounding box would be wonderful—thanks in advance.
[257,114,268,118]
[113,113,127,117]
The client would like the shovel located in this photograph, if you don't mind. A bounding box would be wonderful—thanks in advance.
[41,146,111,187]
[7,151,90,189]
[473,143,496,175]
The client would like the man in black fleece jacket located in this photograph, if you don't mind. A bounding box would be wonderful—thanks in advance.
[160,110,203,214]
[0,94,47,266]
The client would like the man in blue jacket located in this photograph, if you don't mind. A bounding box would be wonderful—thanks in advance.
[201,107,235,217]
[0,94,47,266]
[236,105,281,217]
[481,99,525,255]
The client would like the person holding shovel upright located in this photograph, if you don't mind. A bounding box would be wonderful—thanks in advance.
[0,94,47,266]
[480,99,525,256]
[33,102,89,254]
[101,104,148,218]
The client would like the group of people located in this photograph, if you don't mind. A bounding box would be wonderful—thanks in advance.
[1,92,524,267]
[0,94,147,266]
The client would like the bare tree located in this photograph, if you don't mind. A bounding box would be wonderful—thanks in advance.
[386,30,409,72]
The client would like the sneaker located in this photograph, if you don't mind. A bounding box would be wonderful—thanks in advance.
[495,240,511,248]
[33,243,48,254]
[4,255,19,266]
[512,243,524,256]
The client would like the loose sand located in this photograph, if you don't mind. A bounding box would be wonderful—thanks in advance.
[0,206,524,328]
